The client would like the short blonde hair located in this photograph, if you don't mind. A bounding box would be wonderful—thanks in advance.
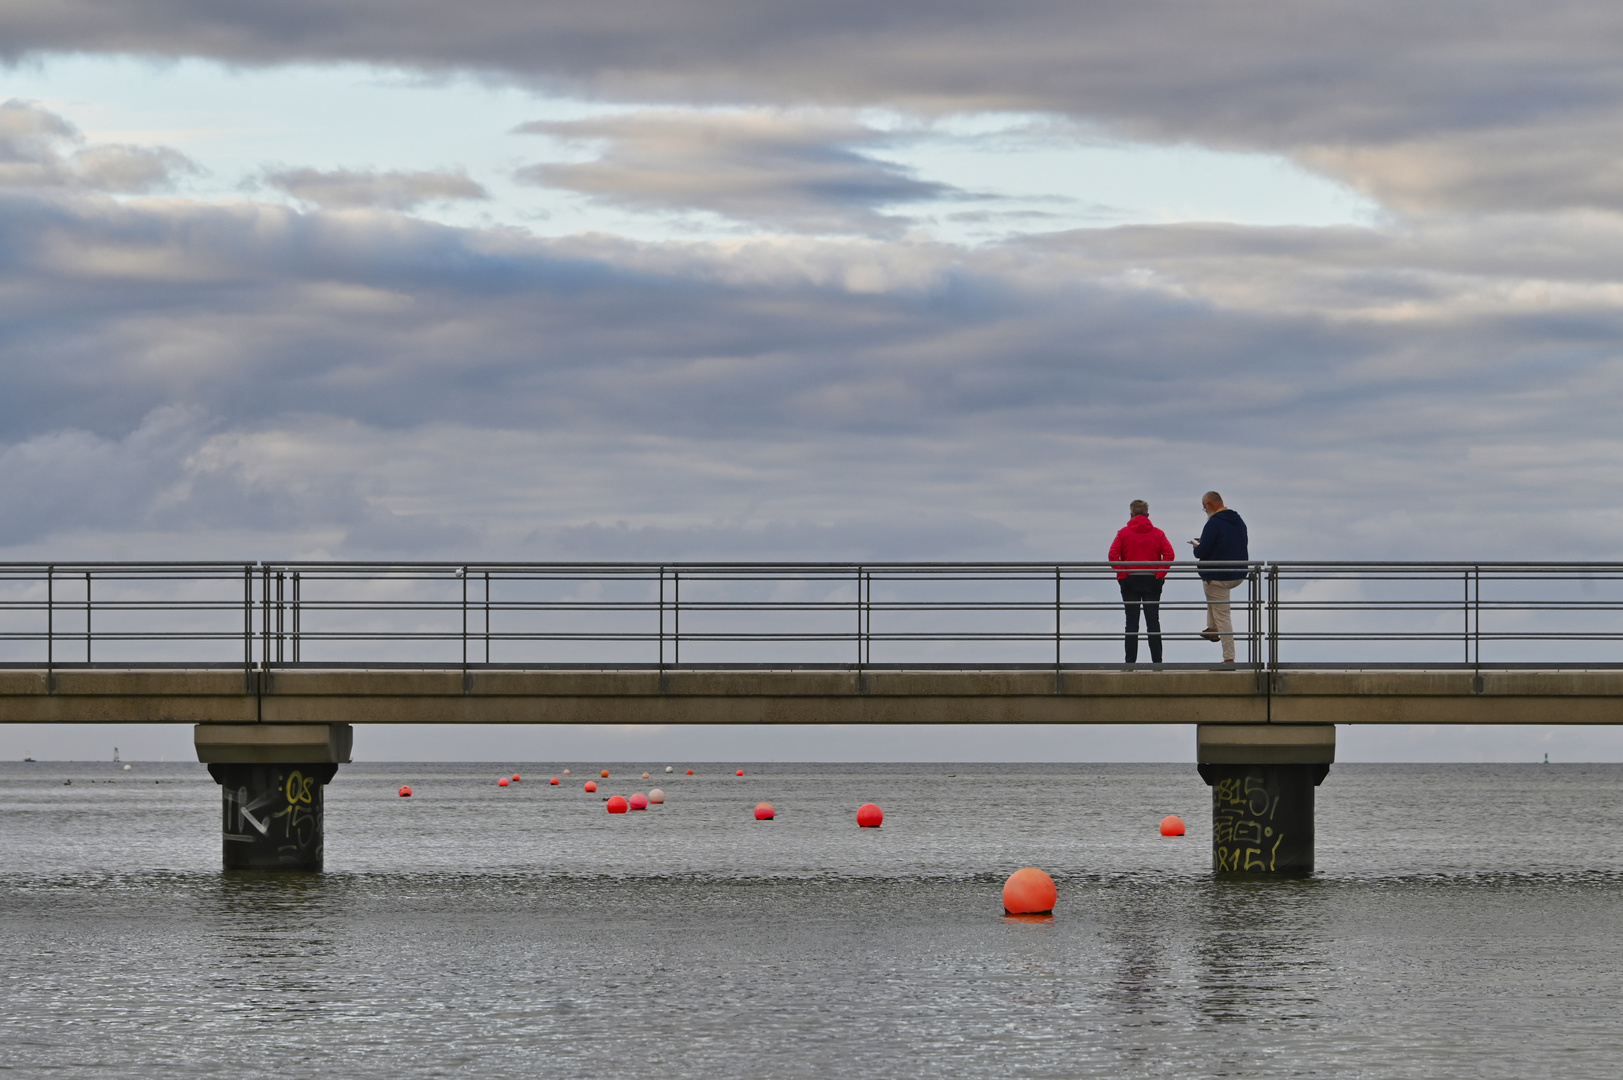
[1129,499,1149,517]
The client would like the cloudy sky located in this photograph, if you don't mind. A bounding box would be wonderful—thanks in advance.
[3,1,1622,760]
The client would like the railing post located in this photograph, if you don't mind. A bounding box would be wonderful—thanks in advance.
[673,568,680,666]
[461,567,468,672]
[275,572,284,664]
[484,571,491,664]
[260,565,270,676]
[243,564,252,687]
[1267,564,1280,677]
[84,571,91,664]
[292,572,300,664]
[1473,564,1482,687]
[1054,566,1061,673]
[856,565,864,675]
[45,565,53,680]
[658,566,666,671]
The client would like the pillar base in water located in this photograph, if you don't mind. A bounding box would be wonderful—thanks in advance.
[207,763,338,871]
[195,724,352,872]
[1196,724,1334,876]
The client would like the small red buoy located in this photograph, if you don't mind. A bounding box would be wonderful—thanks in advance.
[648,788,665,803]
[601,770,610,778]
[1160,815,1186,837]
[606,795,629,813]
[497,777,509,787]
[736,769,744,776]
[630,792,649,810]
[563,769,571,775]
[686,769,694,775]
[1002,868,1057,915]
[856,803,883,828]
[642,772,651,780]
[512,774,521,782]
[584,781,597,793]
[398,785,412,797]
[550,777,560,785]
[754,801,775,819]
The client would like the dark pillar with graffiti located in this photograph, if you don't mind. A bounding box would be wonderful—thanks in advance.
[195,724,353,871]
[1196,724,1334,875]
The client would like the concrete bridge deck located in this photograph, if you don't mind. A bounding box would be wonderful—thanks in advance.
[4,667,1621,726]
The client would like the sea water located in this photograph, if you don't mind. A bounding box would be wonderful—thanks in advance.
[3,761,1622,1077]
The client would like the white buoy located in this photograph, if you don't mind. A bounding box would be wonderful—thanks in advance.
[648,788,666,804]
[123,764,131,771]
[665,766,674,773]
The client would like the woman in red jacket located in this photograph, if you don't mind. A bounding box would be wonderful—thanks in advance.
[1108,499,1175,664]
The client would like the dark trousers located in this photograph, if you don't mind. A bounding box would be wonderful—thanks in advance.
[1120,576,1164,664]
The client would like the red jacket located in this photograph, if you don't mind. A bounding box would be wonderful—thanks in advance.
[1108,516,1175,580]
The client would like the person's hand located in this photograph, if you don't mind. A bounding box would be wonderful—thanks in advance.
[1187,539,1199,546]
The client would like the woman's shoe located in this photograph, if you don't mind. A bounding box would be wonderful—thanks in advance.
[1199,627,1220,641]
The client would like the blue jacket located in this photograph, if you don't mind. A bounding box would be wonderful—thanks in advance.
[1193,508,1249,581]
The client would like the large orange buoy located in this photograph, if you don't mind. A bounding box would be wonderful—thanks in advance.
[584,781,597,793]
[1002,868,1057,915]
[1160,815,1186,837]
[601,770,610,778]
[606,795,628,813]
[736,769,744,776]
[856,803,883,828]
[398,785,412,797]
[754,801,775,819]
[686,769,694,775]
[630,792,649,810]
[497,777,509,787]
[648,788,665,804]
[550,777,560,785]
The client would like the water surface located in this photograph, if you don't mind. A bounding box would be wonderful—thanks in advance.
[4,761,1621,1077]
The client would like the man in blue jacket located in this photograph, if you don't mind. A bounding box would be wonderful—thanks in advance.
[1188,491,1249,663]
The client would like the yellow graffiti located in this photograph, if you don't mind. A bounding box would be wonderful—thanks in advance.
[285,771,315,805]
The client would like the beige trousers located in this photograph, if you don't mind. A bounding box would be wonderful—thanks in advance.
[1203,578,1244,661]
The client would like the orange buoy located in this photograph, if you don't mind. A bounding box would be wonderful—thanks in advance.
[642,772,651,780]
[584,781,597,793]
[856,803,883,828]
[648,788,665,804]
[1002,868,1057,915]
[736,769,744,776]
[607,795,629,813]
[686,769,694,775]
[512,774,521,782]
[497,777,509,787]
[754,801,775,819]
[630,792,649,810]
[398,785,412,797]
[600,769,610,778]
[549,777,560,785]
[1160,815,1186,837]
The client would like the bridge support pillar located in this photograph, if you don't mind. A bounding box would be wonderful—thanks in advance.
[195,724,352,871]
[1196,724,1334,875]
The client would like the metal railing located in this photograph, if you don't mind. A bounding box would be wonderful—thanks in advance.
[0,561,1618,675]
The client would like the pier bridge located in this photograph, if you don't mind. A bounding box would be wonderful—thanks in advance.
[4,560,1621,873]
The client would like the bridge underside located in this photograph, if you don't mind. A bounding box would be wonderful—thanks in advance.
[3,668,1621,725]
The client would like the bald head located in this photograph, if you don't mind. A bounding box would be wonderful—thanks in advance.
[1202,491,1225,512]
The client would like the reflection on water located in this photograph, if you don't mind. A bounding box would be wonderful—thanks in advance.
[5,762,1623,1077]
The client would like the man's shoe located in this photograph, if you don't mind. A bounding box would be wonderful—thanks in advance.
[1199,627,1220,641]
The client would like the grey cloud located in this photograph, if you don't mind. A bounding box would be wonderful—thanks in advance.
[264,166,488,211]
[7,4,1623,211]
[516,111,956,234]
[2,185,1623,564]
[0,99,197,193]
